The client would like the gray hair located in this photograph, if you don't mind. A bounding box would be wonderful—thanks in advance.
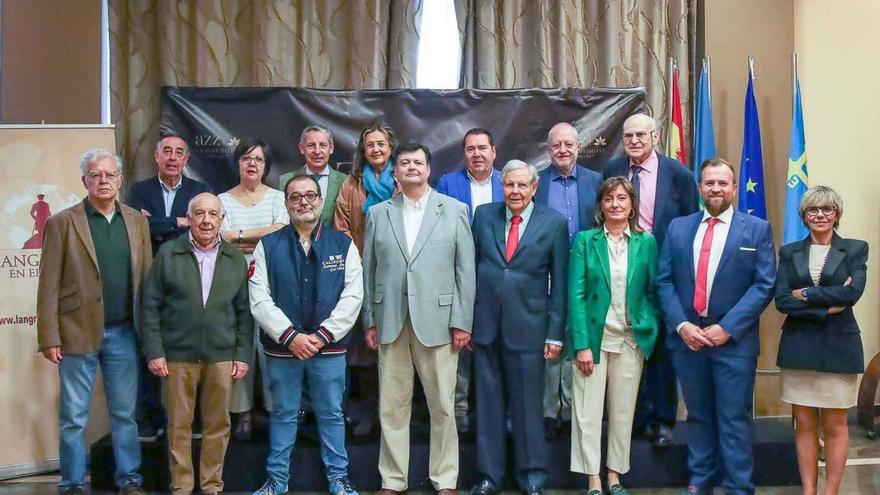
[623,113,658,133]
[187,192,224,217]
[547,122,579,144]
[500,159,538,183]
[300,125,334,146]
[799,185,843,229]
[80,148,122,177]
[155,133,189,155]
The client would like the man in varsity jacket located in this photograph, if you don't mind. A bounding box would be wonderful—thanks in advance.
[248,174,364,495]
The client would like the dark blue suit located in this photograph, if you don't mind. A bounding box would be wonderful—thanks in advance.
[436,168,504,222]
[656,210,776,494]
[124,174,209,431]
[604,152,699,429]
[126,175,210,254]
[471,202,569,490]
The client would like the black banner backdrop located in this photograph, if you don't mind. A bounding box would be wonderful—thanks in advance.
[161,87,646,193]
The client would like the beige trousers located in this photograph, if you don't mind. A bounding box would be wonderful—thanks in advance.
[570,346,644,475]
[164,361,233,495]
[377,317,459,490]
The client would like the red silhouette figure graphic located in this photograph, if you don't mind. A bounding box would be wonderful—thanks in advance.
[23,194,52,249]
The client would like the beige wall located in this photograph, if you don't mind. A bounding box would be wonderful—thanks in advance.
[704,0,795,416]
[1,0,102,123]
[705,0,880,415]
[794,0,880,382]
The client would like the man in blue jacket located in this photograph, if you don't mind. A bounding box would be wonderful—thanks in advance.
[656,158,775,495]
[534,122,602,438]
[435,127,504,433]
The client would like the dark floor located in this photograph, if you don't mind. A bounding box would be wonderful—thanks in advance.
[3,428,880,494]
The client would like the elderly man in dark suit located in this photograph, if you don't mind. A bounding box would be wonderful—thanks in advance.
[470,160,569,495]
[126,131,210,441]
[535,122,602,438]
[656,158,775,495]
[38,149,152,495]
[603,113,699,447]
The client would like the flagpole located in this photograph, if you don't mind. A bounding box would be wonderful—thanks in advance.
[749,55,755,79]
[705,56,712,102]
[791,52,798,101]
[667,57,675,154]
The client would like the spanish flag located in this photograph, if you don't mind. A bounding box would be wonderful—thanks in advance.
[668,65,688,165]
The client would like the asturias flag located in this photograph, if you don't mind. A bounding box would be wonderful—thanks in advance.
[693,63,717,203]
[784,79,809,244]
[669,66,688,165]
[738,65,767,219]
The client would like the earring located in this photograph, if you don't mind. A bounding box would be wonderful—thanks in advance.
[628,210,635,219]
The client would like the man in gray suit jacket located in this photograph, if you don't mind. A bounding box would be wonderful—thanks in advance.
[362,142,476,495]
[278,125,347,225]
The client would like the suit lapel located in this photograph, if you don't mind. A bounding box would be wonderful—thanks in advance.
[409,191,442,262]
[168,177,188,216]
[512,204,541,260]
[592,229,611,288]
[323,170,344,220]
[791,238,813,286]
[575,167,592,229]
[459,170,473,209]
[714,212,745,278]
[820,234,847,285]
[493,204,507,259]
[491,170,504,202]
[654,158,673,230]
[71,201,99,270]
[121,207,142,284]
[387,195,410,262]
[626,232,639,287]
[685,214,702,281]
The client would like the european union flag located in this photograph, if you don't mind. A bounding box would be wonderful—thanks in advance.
[784,79,809,244]
[738,65,767,219]
[694,63,717,188]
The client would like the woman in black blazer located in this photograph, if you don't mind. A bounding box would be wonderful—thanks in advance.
[774,185,868,495]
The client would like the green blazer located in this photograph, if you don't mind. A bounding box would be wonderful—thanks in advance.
[278,167,347,225]
[567,227,660,363]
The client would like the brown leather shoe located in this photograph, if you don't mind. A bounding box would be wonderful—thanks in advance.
[437,489,458,495]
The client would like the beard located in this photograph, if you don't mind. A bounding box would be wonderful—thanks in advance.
[291,208,320,225]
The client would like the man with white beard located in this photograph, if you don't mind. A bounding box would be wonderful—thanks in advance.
[248,175,364,495]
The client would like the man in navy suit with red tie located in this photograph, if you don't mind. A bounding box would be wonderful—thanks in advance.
[656,158,775,495]
[470,160,569,495]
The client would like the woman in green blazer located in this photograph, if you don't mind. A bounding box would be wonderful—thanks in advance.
[568,176,660,495]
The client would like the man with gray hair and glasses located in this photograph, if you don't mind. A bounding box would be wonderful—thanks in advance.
[470,160,569,495]
[278,125,348,225]
[38,149,152,495]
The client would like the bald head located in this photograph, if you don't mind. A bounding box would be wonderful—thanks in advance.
[622,113,659,164]
[547,122,579,172]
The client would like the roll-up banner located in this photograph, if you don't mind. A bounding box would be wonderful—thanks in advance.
[0,125,115,479]
[161,87,646,192]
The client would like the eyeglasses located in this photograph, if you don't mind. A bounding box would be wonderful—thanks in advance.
[805,205,837,217]
[86,171,121,181]
[623,131,654,142]
[287,192,320,203]
[239,156,266,165]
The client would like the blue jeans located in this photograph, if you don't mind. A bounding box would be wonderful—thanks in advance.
[265,354,348,489]
[58,324,142,491]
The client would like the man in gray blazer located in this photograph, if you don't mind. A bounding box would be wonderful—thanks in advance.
[362,142,476,495]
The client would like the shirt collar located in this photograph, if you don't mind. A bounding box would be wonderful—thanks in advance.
[305,165,330,177]
[629,150,658,173]
[158,174,183,193]
[189,232,221,253]
[701,204,735,224]
[549,164,578,181]
[603,224,632,239]
[84,198,120,216]
[467,170,493,185]
[506,201,534,223]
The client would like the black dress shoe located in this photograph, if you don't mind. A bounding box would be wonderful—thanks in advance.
[653,424,673,448]
[543,417,559,440]
[470,479,498,495]
[524,486,544,495]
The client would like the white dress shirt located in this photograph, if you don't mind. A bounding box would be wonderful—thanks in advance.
[691,205,734,317]
[306,165,330,199]
[403,191,429,255]
[468,171,494,215]
[602,226,637,353]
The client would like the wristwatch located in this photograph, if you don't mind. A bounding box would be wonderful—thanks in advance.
[238,230,244,244]
[800,288,808,300]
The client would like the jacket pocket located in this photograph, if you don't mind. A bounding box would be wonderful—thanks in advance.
[438,293,453,306]
[58,284,81,314]
[373,292,384,304]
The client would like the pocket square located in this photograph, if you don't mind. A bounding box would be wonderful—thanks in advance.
[739,247,757,252]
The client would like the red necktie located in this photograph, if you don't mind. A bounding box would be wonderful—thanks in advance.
[506,215,522,262]
[693,217,721,315]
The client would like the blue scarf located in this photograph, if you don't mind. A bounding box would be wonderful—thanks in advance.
[362,162,395,213]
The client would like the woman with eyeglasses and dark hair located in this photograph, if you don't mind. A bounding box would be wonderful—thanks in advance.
[219,137,289,441]
[333,123,398,253]
[774,185,868,495]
